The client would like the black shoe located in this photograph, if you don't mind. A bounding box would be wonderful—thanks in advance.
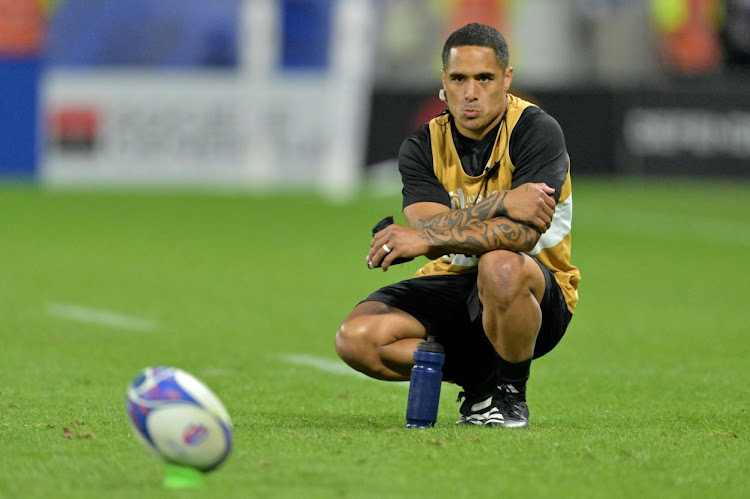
[454,389,495,425]
[485,384,529,428]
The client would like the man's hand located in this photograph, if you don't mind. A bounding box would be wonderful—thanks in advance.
[503,183,557,233]
[367,224,430,271]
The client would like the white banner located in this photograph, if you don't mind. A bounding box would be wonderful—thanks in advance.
[43,73,251,186]
[41,0,377,197]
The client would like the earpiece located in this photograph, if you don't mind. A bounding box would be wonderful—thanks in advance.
[438,89,447,102]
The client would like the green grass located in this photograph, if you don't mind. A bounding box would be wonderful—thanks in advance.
[0,177,748,498]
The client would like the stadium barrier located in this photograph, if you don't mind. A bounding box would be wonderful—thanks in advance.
[365,81,750,179]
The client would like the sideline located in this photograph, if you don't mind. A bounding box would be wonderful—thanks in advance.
[45,302,159,332]
[279,353,408,388]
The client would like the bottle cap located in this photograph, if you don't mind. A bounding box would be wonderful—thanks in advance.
[416,335,444,353]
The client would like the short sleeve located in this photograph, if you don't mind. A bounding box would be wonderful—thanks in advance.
[399,125,451,209]
[509,107,569,201]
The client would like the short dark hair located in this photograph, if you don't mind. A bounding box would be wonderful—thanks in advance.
[441,23,509,69]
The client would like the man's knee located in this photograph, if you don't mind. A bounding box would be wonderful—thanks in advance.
[336,314,413,380]
[335,316,374,365]
[335,302,426,379]
[477,250,528,305]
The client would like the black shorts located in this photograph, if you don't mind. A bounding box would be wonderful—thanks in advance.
[362,258,572,387]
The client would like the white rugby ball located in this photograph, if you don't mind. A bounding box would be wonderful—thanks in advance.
[125,366,233,471]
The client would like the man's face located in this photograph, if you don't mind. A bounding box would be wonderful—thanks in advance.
[441,45,513,140]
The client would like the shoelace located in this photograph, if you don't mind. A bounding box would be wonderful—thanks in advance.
[496,385,525,417]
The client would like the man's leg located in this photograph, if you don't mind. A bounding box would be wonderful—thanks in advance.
[461,250,547,427]
[477,250,546,362]
[335,301,426,381]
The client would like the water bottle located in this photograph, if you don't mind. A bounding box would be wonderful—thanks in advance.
[405,336,445,428]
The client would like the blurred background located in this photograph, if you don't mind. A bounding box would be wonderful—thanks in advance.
[1,0,749,197]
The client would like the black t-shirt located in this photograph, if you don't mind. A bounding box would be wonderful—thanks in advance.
[398,106,569,209]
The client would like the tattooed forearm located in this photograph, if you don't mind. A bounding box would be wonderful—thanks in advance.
[418,217,539,255]
[413,191,508,229]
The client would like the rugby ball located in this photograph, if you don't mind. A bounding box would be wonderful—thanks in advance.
[125,366,233,472]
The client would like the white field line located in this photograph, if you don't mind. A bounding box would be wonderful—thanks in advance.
[279,353,408,388]
[45,302,159,332]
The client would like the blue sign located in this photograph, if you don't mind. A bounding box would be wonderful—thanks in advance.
[0,59,39,177]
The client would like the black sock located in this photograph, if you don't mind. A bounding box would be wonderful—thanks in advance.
[460,370,496,397]
[495,355,531,400]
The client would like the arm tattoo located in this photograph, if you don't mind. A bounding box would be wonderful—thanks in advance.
[418,217,539,254]
[414,191,508,229]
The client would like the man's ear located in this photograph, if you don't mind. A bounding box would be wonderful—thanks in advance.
[504,67,514,92]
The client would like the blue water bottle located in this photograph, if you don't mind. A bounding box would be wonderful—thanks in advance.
[405,335,445,428]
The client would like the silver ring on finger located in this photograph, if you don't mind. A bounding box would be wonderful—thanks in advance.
[382,243,391,254]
